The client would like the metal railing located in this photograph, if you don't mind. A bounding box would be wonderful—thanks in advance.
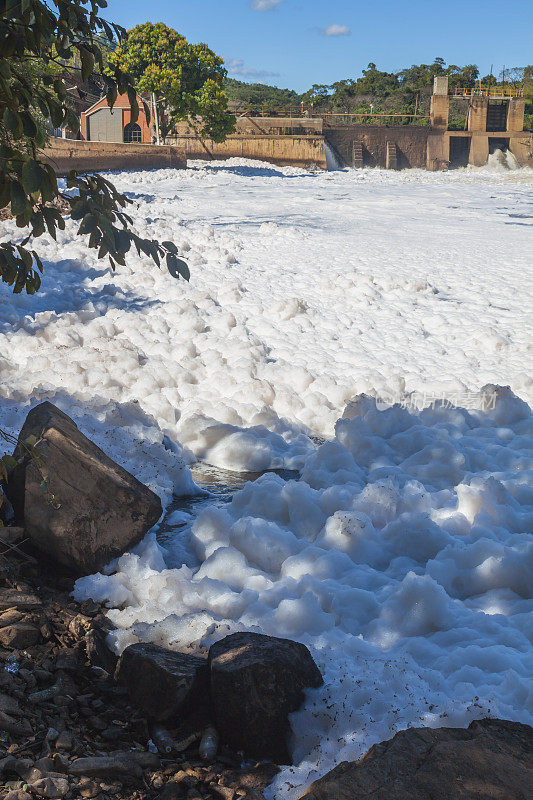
[232,106,430,123]
[451,86,524,98]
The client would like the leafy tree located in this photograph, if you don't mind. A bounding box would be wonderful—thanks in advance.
[301,84,330,106]
[353,63,399,97]
[0,0,189,295]
[446,64,479,88]
[226,78,303,113]
[481,74,497,87]
[107,22,235,142]
[329,79,359,108]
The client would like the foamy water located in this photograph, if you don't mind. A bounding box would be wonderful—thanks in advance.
[0,159,531,797]
[486,147,522,171]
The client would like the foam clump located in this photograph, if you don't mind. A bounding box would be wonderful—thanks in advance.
[74,387,533,798]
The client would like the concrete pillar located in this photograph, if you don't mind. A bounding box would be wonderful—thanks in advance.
[426,133,449,170]
[509,135,533,166]
[430,76,449,130]
[433,76,449,96]
[430,77,449,130]
[469,135,489,166]
[468,98,488,132]
[507,99,525,132]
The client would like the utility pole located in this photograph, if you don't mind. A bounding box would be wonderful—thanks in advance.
[152,92,160,145]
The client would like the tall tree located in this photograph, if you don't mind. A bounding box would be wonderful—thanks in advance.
[107,22,235,142]
[0,0,189,295]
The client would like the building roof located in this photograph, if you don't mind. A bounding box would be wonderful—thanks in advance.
[82,92,149,117]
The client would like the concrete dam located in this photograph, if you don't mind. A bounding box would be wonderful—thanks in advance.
[170,77,533,171]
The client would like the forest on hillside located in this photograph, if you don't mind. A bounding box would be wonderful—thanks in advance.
[225,59,533,128]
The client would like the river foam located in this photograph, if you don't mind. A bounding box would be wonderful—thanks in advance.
[0,158,531,797]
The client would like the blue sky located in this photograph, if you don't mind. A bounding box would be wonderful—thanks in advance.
[105,0,531,92]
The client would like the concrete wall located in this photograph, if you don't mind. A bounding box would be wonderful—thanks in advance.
[173,117,323,136]
[325,126,430,169]
[43,138,186,176]
[168,133,327,169]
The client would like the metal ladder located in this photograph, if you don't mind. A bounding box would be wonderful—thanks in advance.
[352,141,363,168]
[386,141,398,170]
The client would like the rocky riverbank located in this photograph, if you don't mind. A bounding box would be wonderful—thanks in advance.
[0,549,279,800]
[0,402,323,800]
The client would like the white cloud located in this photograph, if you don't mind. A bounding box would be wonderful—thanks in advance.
[322,23,351,36]
[225,57,279,79]
[251,0,283,10]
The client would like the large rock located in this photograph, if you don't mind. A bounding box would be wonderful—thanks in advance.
[115,642,209,722]
[0,623,40,649]
[298,718,533,800]
[7,402,162,575]
[208,632,323,763]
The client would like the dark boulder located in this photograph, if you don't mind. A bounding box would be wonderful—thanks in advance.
[0,623,40,649]
[208,632,323,764]
[115,642,209,722]
[6,402,162,576]
[298,718,533,800]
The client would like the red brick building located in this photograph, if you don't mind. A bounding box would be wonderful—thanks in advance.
[80,93,152,144]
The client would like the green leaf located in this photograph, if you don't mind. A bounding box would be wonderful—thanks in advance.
[47,97,63,128]
[10,181,28,217]
[127,87,139,123]
[78,213,97,235]
[79,47,95,82]
[0,180,10,209]
[167,253,190,281]
[3,108,22,137]
[26,271,41,294]
[106,84,117,109]
[53,78,66,99]
[20,112,38,139]
[42,206,59,239]
[21,160,43,194]
[66,108,80,133]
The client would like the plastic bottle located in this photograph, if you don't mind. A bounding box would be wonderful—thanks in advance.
[152,725,175,755]
[199,726,219,761]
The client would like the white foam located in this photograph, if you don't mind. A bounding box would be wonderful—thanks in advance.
[0,158,531,797]
[484,148,522,172]
[74,387,533,798]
